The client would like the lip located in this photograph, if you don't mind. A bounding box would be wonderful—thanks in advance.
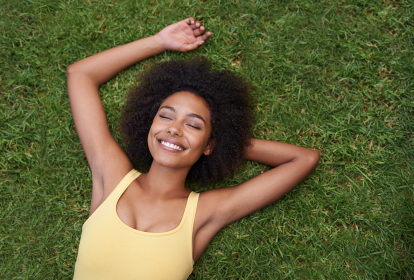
[157,137,187,152]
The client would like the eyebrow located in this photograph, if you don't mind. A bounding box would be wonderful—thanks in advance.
[160,105,206,124]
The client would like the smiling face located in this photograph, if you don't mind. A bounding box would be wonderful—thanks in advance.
[147,91,213,170]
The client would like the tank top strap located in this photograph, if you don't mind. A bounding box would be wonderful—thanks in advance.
[184,192,200,233]
[118,169,141,191]
[82,169,141,229]
[108,169,141,202]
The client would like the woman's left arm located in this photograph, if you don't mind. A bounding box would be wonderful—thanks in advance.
[244,138,319,176]
[204,139,319,226]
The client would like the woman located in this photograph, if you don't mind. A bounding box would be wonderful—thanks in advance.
[67,17,319,279]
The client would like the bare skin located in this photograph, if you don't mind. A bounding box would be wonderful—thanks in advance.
[67,18,319,262]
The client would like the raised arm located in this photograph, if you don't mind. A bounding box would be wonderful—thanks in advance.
[67,36,164,178]
[202,139,319,226]
[67,18,210,212]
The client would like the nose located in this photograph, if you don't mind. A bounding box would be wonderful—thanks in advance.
[168,121,182,137]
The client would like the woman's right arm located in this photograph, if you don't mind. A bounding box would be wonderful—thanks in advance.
[67,36,166,213]
[67,35,165,176]
[67,18,210,211]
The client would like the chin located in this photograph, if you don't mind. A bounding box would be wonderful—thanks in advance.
[152,153,199,170]
[150,152,182,167]
[155,158,178,168]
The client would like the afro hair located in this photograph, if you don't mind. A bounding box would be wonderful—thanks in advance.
[119,56,254,186]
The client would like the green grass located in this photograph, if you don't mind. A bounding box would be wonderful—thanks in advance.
[1,0,413,279]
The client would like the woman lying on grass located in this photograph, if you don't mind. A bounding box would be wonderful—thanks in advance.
[67,17,319,279]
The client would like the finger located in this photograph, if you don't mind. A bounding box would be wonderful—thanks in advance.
[183,17,195,25]
[190,21,201,29]
[181,41,203,52]
[193,26,205,37]
[196,31,211,42]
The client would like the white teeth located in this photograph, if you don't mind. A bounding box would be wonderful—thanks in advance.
[161,141,183,151]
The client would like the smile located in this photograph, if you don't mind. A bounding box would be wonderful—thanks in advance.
[160,140,184,151]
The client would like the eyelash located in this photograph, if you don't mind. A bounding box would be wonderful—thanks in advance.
[159,115,200,130]
[188,124,200,130]
[159,115,170,120]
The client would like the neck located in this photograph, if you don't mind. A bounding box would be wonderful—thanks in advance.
[139,161,191,197]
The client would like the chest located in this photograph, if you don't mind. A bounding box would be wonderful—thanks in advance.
[116,183,191,234]
[75,201,194,279]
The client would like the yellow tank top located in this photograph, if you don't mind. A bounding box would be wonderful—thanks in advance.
[73,169,199,280]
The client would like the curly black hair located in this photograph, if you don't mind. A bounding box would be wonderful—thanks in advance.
[119,56,254,186]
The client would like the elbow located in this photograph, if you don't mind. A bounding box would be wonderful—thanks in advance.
[308,150,320,170]
[66,64,76,97]
[66,63,97,88]
[66,63,78,77]
[67,61,87,78]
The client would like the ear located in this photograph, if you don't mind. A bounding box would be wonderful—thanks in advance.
[203,139,215,156]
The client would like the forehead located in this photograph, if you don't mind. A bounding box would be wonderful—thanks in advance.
[160,91,210,117]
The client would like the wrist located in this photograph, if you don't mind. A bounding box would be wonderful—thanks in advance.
[151,34,167,52]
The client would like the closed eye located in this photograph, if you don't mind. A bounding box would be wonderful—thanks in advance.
[159,115,171,120]
[187,124,200,130]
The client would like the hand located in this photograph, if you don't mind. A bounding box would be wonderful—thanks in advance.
[155,17,211,52]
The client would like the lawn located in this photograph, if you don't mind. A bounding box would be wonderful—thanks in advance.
[1,0,413,279]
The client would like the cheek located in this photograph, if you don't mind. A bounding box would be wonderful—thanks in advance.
[188,133,210,153]
[147,132,152,149]
[147,125,158,155]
